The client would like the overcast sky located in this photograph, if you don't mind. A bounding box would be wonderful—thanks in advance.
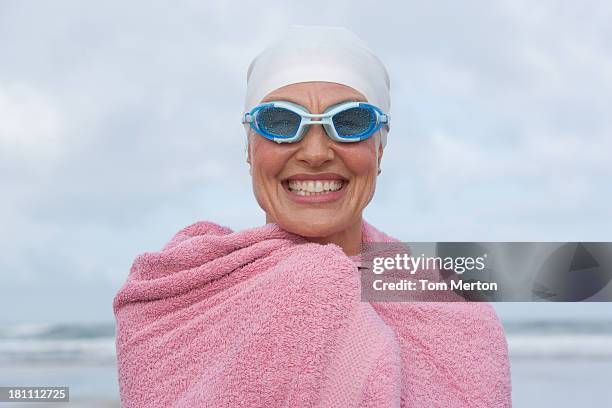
[1,0,611,324]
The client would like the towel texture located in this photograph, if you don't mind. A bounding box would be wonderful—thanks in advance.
[113,221,511,407]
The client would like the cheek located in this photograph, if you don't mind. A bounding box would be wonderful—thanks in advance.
[250,137,290,179]
[249,137,295,212]
[337,140,378,176]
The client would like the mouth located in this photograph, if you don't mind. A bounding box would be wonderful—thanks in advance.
[281,173,348,203]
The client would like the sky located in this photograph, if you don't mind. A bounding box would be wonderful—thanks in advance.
[0,0,611,324]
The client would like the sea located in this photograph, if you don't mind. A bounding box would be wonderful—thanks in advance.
[0,320,611,407]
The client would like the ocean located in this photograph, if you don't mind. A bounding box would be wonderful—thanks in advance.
[0,320,611,407]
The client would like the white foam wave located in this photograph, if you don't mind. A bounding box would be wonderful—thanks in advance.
[0,338,116,364]
[507,334,612,358]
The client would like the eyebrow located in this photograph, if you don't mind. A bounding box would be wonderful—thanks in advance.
[260,96,366,111]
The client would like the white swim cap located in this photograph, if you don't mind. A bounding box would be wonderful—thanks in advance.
[244,25,391,147]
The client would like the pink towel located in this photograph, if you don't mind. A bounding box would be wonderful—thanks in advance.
[113,221,511,407]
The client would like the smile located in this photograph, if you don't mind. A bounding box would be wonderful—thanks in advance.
[288,180,344,196]
[282,173,348,202]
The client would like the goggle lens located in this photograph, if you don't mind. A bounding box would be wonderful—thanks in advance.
[332,107,376,138]
[256,106,301,138]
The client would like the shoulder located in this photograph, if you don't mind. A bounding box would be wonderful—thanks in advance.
[362,220,400,243]
[162,220,234,250]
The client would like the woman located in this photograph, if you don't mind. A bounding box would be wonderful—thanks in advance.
[114,26,511,407]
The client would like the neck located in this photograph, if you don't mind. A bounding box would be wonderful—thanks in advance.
[266,216,363,256]
[308,219,363,256]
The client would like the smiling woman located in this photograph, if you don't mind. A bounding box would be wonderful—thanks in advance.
[113,25,511,407]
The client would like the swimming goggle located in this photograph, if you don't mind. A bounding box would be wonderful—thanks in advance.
[242,100,390,143]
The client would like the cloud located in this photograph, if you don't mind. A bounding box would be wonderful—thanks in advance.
[0,83,62,158]
[0,0,611,323]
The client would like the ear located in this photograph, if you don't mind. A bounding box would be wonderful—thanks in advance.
[377,137,384,168]
[245,132,252,165]
[244,144,251,175]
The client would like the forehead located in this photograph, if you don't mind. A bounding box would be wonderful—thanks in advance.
[261,81,367,110]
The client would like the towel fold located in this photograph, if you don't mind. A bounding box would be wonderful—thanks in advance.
[114,221,511,407]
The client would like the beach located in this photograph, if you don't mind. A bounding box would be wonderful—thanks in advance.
[1,321,611,407]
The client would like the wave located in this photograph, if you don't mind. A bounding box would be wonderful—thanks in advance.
[1,320,612,364]
[507,334,612,359]
[0,338,116,364]
[0,323,115,364]
[502,319,612,335]
[0,322,115,340]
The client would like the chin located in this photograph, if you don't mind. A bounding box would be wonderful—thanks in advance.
[279,217,346,239]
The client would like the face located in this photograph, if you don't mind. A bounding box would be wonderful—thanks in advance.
[247,81,384,238]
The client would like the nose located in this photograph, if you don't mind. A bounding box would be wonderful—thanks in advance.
[294,123,335,167]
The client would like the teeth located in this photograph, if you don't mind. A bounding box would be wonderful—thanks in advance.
[287,179,344,195]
